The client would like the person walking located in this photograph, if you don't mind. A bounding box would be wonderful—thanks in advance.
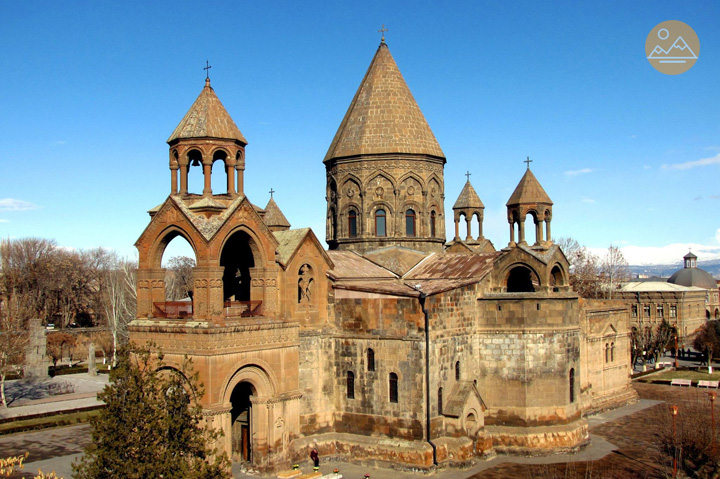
[310,447,319,469]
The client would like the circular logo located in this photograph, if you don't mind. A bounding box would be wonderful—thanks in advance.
[646,20,699,75]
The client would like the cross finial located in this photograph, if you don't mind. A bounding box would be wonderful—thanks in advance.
[378,24,388,43]
[465,171,471,182]
[204,60,212,80]
[524,156,532,169]
[269,188,275,199]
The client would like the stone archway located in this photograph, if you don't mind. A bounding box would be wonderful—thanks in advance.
[230,381,255,463]
[220,230,256,302]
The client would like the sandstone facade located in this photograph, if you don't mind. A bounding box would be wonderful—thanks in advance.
[129,41,636,473]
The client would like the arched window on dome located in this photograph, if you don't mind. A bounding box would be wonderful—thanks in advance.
[348,209,358,238]
[405,209,416,237]
[375,209,386,237]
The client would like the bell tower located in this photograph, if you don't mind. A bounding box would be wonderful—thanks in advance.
[506,161,553,249]
[167,77,247,199]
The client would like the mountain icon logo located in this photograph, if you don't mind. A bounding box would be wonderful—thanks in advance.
[646,21,700,75]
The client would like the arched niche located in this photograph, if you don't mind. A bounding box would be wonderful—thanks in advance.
[219,230,260,302]
[186,149,204,195]
[210,149,229,195]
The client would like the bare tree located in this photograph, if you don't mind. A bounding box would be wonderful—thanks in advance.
[0,313,28,407]
[631,320,675,367]
[46,332,76,370]
[599,245,630,300]
[93,249,136,366]
[164,256,195,301]
[557,237,602,298]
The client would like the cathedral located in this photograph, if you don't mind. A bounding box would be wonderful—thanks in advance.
[129,40,636,472]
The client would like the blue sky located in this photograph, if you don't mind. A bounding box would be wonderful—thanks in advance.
[1,1,719,266]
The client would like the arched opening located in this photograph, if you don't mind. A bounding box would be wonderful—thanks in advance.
[158,235,196,318]
[230,381,255,463]
[186,149,204,195]
[389,372,398,403]
[348,209,358,238]
[707,310,712,320]
[210,152,228,195]
[220,231,256,302]
[604,343,609,363]
[328,207,337,241]
[375,209,387,237]
[455,360,460,381]
[405,209,416,237]
[346,371,355,399]
[550,265,564,292]
[438,387,443,415]
[611,342,615,362]
[569,368,575,403]
[430,211,437,237]
[506,266,537,293]
[525,212,539,244]
[458,212,469,240]
[367,348,375,372]
[464,412,477,436]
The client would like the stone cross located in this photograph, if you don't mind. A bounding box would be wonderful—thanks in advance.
[465,171,471,182]
[525,156,532,169]
[88,342,97,376]
[204,60,212,80]
[269,188,275,199]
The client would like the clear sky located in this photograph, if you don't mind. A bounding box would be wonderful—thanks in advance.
[1,1,719,266]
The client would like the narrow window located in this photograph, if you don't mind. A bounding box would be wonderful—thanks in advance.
[643,305,651,318]
[438,387,443,415]
[346,371,355,399]
[657,305,664,318]
[375,209,386,237]
[367,348,375,372]
[389,372,398,403]
[632,304,638,318]
[455,361,460,381]
[604,343,609,363]
[611,342,615,362]
[348,210,357,238]
[430,211,436,237]
[569,368,575,403]
[405,209,416,237]
[670,305,677,318]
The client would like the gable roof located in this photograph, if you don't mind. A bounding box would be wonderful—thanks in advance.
[506,168,552,206]
[168,79,247,144]
[323,42,444,161]
[273,228,332,268]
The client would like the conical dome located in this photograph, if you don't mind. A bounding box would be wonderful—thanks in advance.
[453,181,484,209]
[264,197,290,231]
[168,78,247,145]
[323,43,444,161]
[506,168,553,207]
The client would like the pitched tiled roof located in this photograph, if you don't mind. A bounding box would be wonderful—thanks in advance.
[327,251,398,280]
[323,43,444,161]
[363,246,427,276]
[506,168,552,206]
[273,228,310,265]
[168,79,247,144]
[453,181,484,209]
[264,198,290,229]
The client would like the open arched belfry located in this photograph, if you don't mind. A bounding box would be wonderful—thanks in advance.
[130,40,637,474]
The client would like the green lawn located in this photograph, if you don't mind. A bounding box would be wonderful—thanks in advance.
[637,369,720,382]
[0,409,101,435]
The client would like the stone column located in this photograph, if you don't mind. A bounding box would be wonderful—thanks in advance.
[478,212,484,240]
[226,161,236,196]
[518,219,526,245]
[509,222,516,247]
[137,268,165,318]
[203,405,233,465]
[454,218,460,241]
[236,165,244,195]
[203,161,213,196]
[192,266,225,321]
[465,217,472,242]
[180,162,188,195]
[545,219,552,244]
[170,164,179,195]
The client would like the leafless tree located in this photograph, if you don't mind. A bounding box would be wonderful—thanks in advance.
[0,313,28,407]
[600,245,631,300]
[557,237,602,298]
[164,256,195,301]
[93,249,136,366]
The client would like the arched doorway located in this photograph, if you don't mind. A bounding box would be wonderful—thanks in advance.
[507,265,537,292]
[220,231,256,301]
[230,381,255,463]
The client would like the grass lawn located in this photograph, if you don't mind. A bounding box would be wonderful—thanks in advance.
[636,368,720,382]
[0,409,101,435]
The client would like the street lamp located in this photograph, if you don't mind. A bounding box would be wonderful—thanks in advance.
[669,404,679,479]
[674,328,679,368]
[709,392,717,451]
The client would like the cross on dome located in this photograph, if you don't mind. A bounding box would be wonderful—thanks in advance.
[378,24,388,43]
[524,156,532,169]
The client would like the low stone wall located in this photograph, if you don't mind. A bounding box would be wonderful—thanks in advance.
[486,419,589,455]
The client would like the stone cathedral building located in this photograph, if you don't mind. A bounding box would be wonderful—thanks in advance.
[129,40,636,472]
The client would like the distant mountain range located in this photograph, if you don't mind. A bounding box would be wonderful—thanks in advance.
[628,259,720,279]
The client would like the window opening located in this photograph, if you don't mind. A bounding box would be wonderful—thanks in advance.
[375,209,386,237]
[405,209,416,237]
[346,371,355,399]
[367,348,375,372]
[389,372,398,403]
